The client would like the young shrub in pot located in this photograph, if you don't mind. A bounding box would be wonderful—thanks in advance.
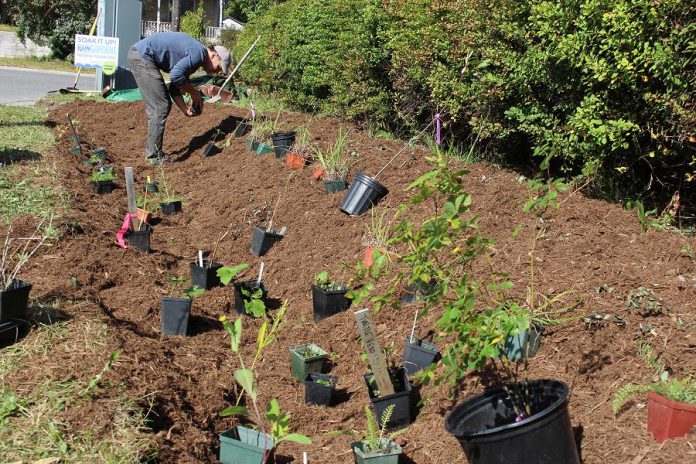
[350,405,404,464]
[289,343,327,381]
[156,164,184,215]
[313,128,350,193]
[91,165,117,194]
[161,275,204,336]
[303,373,337,406]
[286,126,311,170]
[219,303,311,464]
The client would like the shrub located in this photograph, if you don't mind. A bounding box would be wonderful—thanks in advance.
[219,28,241,53]
[179,3,207,42]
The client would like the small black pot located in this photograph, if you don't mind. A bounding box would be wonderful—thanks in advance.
[145,182,159,193]
[234,120,251,137]
[160,201,182,215]
[401,279,438,304]
[270,131,296,158]
[127,223,151,252]
[92,180,114,194]
[189,261,223,290]
[311,284,350,322]
[403,337,439,375]
[324,180,347,193]
[445,379,580,464]
[233,280,269,317]
[0,279,32,323]
[203,142,222,157]
[340,172,389,216]
[304,373,337,406]
[250,226,283,257]
[161,296,191,336]
[364,367,413,430]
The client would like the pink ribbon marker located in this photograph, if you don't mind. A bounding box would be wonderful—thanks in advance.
[116,213,138,248]
[250,100,256,119]
[436,113,442,146]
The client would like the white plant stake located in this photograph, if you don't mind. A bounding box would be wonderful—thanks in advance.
[409,308,419,344]
[198,250,204,267]
[303,452,308,464]
[257,262,265,285]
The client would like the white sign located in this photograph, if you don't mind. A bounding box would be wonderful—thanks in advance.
[74,34,119,75]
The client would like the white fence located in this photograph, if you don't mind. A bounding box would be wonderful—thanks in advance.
[205,26,221,40]
[141,21,173,38]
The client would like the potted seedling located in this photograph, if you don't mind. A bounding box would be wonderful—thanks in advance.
[612,343,696,441]
[91,165,117,194]
[0,216,54,323]
[268,111,295,159]
[145,175,158,193]
[286,126,311,170]
[87,147,106,165]
[289,343,327,382]
[313,128,350,193]
[157,164,184,215]
[229,263,269,318]
[66,113,82,156]
[160,275,204,336]
[303,373,338,407]
[250,173,293,257]
[312,271,350,322]
[203,128,225,157]
[402,309,439,376]
[136,190,160,226]
[362,209,396,268]
[189,250,224,290]
[350,405,404,464]
[249,117,274,155]
[219,302,311,464]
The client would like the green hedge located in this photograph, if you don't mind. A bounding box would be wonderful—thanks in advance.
[236,0,696,207]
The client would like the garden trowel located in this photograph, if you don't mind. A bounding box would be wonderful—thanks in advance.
[207,35,262,104]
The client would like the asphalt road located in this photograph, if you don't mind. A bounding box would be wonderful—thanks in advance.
[0,66,96,106]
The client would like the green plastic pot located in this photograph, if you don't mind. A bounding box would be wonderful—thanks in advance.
[247,139,259,152]
[256,142,274,156]
[289,343,327,381]
[351,439,402,464]
[219,426,275,464]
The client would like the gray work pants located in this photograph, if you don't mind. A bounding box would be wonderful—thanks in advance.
[127,47,171,159]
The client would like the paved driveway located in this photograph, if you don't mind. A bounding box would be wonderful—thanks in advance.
[0,66,96,106]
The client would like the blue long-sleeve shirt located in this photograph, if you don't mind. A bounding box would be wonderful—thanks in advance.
[133,32,206,89]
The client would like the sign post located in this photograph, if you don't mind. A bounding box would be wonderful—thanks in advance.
[354,309,395,396]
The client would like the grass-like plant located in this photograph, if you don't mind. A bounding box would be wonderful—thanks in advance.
[249,117,274,143]
[156,164,184,204]
[1,215,56,291]
[312,128,350,182]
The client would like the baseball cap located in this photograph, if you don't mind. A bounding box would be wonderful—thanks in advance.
[213,45,231,75]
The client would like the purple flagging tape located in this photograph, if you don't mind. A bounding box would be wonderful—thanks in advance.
[436,113,442,146]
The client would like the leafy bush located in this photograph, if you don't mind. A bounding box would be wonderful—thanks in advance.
[179,3,207,42]
[219,28,241,53]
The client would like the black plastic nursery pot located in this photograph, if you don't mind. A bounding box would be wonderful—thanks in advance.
[219,425,275,464]
[311,284,350,322]
[203,142,222,157]
[90,147,105,160]
[233,280,269,317]
[92,180,114,194]
[160,201,182,216]
[340,172,389,216]
[160,296,191,336]
[189,261,223,290]
[127,223,151,253]
[403,337,439,375]
[145,182,159,193]
[324,180,347,194]
[235,120,251,138]
[351,440,403,464]
[0,279,32,323]
[364,367,413,430]
[444,379,580,464]
[304,372,337,406]
[270,131,296,158]
[290,343,327,381]
[250,226,283,257]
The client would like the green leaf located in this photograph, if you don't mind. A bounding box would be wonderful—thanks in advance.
[217,264,249,286]
[219,406,249,417]
[234,369,257,401]
[281,433,312,445]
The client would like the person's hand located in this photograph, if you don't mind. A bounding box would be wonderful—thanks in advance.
[190,90,204,114]
[185,107,199,117]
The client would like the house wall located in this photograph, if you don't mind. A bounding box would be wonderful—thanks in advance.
[142,0,173,22]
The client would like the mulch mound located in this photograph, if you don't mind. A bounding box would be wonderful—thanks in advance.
[12,99,695,463]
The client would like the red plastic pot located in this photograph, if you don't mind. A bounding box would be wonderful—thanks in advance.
[647,391,696,441]
[311,166,324,180]
[363,246,375,267]
[287,152,307,170]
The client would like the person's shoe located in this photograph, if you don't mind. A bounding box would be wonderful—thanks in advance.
[146,155,170,166]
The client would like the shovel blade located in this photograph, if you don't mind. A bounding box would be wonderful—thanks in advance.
[208,95,222,104]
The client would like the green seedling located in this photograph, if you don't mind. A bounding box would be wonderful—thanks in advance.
[314,271,346,291]
[91,166,117,182]
[166,275,204,299]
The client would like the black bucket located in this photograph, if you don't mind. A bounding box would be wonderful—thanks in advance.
[444,379,580,464]
[270,131,296,158]
[161,296,191,336]
[340,172,388,216]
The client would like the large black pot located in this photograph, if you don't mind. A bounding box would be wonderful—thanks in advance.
[0,279,32,322]
[444,379,580,464]
[340,172,388,216]
[270,131,296,158]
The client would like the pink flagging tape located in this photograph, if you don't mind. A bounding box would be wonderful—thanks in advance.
[116,213,138,248]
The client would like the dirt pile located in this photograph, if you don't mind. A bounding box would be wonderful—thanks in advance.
[13,99,693,463]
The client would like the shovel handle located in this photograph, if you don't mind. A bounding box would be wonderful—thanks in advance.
[214,35,262,98]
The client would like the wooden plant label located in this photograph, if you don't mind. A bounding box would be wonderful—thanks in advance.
[353,308,395,396]
[124,167,138,228]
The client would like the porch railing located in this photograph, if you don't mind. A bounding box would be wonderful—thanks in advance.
[141,21,173,38]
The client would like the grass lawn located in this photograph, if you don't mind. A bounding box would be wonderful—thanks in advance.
[0,24,16,33]
[0,56,95,74]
